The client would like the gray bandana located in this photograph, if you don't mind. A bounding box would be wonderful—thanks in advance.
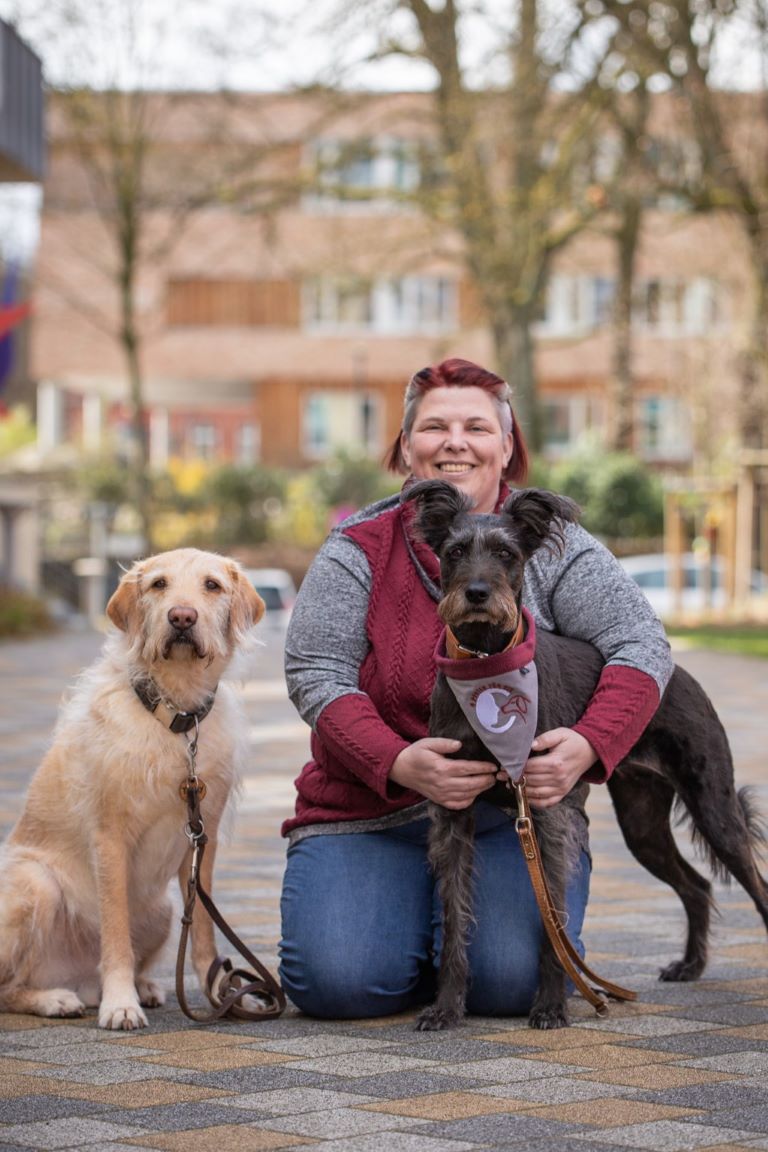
[434,609,538,783]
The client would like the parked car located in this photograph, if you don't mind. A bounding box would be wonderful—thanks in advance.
[619,552,767,618]
[243,567,297,628]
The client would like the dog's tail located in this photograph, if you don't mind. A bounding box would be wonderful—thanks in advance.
[675,785,768,885]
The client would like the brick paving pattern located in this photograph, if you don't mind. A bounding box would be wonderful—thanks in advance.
[1,626,767,1150]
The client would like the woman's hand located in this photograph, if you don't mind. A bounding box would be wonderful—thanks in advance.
[524,729,597,809]
[389,738,498,809]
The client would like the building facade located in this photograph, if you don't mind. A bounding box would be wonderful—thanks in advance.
[30,89,753,474]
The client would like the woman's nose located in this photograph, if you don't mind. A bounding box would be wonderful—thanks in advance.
[444,424,467,450]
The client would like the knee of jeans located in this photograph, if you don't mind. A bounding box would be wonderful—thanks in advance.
[279,944,424,1020]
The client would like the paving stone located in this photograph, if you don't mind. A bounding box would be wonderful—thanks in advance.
[3,630,768,1150]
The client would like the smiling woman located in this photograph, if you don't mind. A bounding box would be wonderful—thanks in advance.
[278,356,673,1024]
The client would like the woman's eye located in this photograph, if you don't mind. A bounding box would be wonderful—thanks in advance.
[205,579,222,592]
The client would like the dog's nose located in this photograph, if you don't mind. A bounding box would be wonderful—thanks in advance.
[465,582,490,605]
[168,605,198,631]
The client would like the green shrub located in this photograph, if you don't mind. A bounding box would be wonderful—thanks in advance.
[0,587,53,637]
[550,450,664,541]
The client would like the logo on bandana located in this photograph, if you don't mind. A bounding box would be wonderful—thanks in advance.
[472,684,532,733]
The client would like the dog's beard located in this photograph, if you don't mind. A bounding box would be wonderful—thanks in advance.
[438,588,519,633]
[162,630,207,660]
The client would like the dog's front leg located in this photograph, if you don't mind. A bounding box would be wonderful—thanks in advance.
[417,803,476,1031]
[93,829,148,1030]
[527,809,569,1030]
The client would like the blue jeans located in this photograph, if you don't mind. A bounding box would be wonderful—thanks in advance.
[279,802,591,1019]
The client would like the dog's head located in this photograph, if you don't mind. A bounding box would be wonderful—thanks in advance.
[106,548,265,669]
[406,479,579,633]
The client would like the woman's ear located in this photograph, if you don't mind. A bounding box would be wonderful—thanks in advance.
[400,430,411,469]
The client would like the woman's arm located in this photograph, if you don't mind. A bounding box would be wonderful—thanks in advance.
[285,530,496,805]
[523,524,673,802]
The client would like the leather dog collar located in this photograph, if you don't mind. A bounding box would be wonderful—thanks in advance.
[132,676,216,734]
[445,614,526,660]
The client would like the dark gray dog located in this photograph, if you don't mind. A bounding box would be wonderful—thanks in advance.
[407,478,768,1031]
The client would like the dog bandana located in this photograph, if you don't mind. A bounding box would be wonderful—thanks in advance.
[434,608,538,783]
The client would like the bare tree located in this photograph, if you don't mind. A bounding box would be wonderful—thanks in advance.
[601,0,768,449]
[6,0,301,548]
[317,0,612,447]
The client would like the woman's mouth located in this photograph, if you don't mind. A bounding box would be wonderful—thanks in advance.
[437,463,474,474]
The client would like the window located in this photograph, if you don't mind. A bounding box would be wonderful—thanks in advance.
[302,391,382,459]
[536,276,614,336]
[304,275,457,334]
[542,395,601,456]
[189,423,217,461]
[634,278,725,334]
[305,137,423,212]
[637,396,692,461]
[236,423,260,465]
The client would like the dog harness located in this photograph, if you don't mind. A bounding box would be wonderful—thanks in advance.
[434,608,538,783]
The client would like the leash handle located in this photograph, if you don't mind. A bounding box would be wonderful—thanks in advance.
[513,779,637,1015]
[175,839,285,1023]
[175,780,285,1024]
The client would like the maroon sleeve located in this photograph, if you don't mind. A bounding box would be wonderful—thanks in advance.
[315,693,416,802]
[572,664,660,783]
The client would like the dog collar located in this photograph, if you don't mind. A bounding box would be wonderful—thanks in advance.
[132,677,216,734]
[445,614,525,660]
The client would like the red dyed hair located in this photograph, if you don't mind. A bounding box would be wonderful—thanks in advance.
[385,358,529,484]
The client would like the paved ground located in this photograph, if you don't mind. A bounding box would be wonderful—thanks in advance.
[1,623,768,1151]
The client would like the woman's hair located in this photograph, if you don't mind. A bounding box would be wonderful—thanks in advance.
[384,357,529,483]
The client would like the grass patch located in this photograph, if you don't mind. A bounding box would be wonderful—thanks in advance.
[667,624,768,660]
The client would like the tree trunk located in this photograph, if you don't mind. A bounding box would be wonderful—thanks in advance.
[119,274,153,553]
[739,234,768,450]
[609,196,641,453]
[492,311,540,450]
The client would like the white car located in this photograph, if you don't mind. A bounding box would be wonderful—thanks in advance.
[243,567,297,628]
[619,552,766,618]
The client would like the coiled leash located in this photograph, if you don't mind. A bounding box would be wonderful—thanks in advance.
[175,720,285,1023]
[512,777,636,1016]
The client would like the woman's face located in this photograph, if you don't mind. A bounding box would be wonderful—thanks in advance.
[401,386,513,514]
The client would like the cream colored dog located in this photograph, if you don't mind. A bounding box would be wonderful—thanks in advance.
[0,549,264,1030]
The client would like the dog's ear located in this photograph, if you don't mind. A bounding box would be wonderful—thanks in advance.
[106,564,143,633]
[404,479,473,553]
[227,562,265,640]
[501,489,580,560]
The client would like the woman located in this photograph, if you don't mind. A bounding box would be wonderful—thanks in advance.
[279,357,672,1019]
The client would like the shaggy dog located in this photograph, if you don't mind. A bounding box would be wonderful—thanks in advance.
[408,480,768,1030]
[0,549,264,1030]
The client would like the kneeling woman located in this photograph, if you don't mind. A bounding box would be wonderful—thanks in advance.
[278,357,672,1019]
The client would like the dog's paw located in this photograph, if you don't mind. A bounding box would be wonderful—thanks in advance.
[659,958,705,982]
[98,1001,148,1031]
[136,978,165,1008]
[528,1003,569,1030]
[415,1004,463,1031]
[39,989,86,1018]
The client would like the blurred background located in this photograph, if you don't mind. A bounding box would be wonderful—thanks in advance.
[0,0,767,641]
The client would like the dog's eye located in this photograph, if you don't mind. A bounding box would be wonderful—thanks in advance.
[446,546,465,561]
[150,577,167,590]
[205,579,222,592]
[495,548,512,560]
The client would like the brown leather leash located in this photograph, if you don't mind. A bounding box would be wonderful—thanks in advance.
[175,723,285,1023]
[511,777,637,1016]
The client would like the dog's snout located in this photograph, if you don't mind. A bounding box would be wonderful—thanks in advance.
[168,605,198,631]
[464,582,490,606]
